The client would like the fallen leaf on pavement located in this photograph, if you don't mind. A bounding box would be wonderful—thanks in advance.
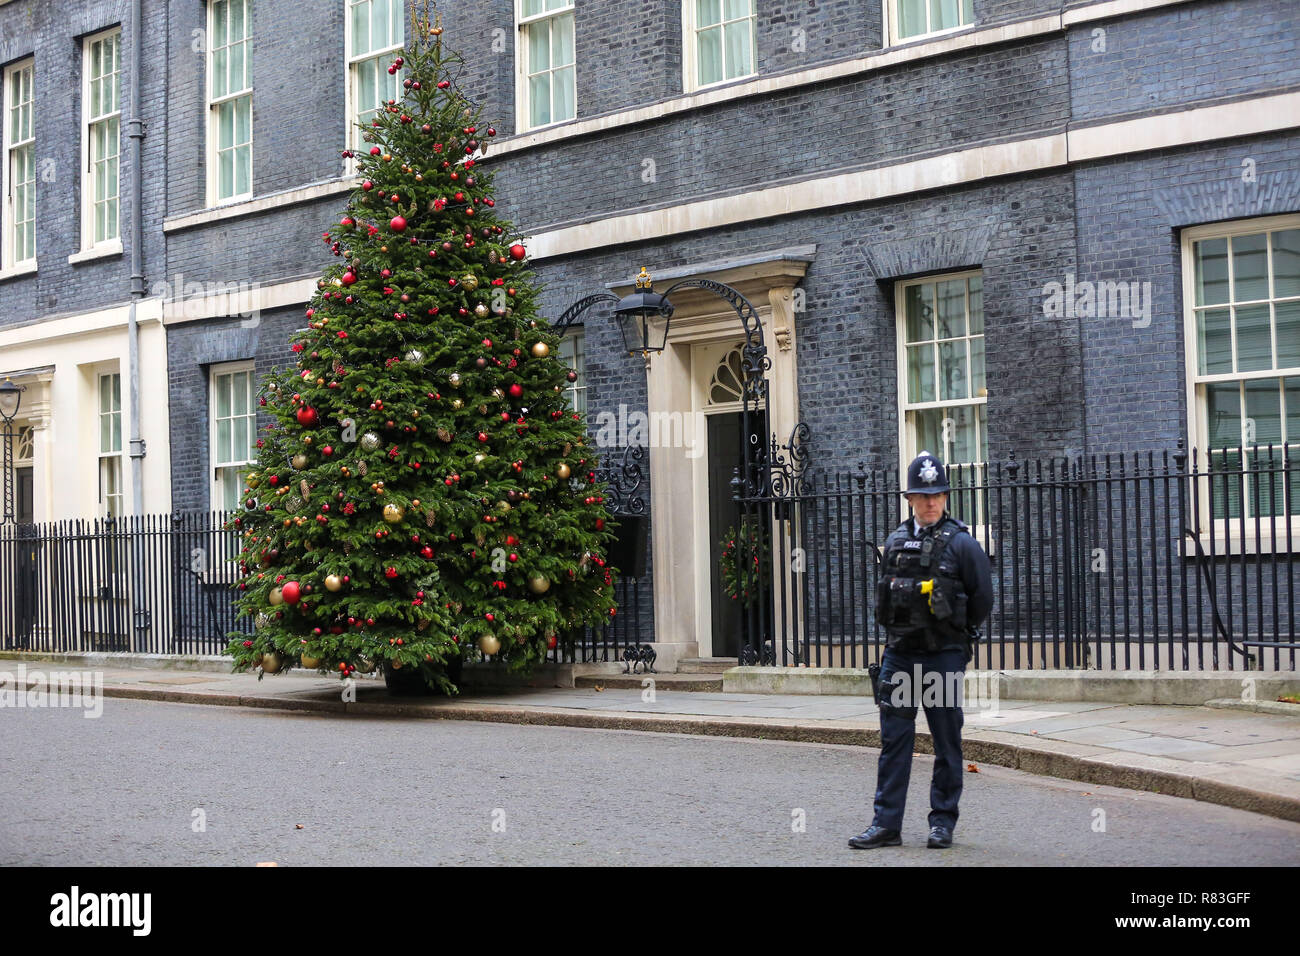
[295,824,304,830]
[966,763,980,773]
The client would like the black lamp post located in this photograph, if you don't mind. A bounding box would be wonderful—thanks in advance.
[0,378,24,525]
[613,267,674,358]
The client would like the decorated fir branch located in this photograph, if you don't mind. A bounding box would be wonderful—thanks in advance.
[225,1,619,691]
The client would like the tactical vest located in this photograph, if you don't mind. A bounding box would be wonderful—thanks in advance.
[875,517,970,651]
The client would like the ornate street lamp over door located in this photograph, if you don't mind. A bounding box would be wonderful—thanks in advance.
[0,377,26,525]
[613,267,674,359]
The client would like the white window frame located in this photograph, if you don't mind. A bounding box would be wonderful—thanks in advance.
[683,0,757,94]
[98,371,124,518]
[515,0,576,133]
[206,0,254,206]
[344,0,404,161]
[2,58,36,273]
[895,269,988,526]
[209,360,257,512]
[884,0,974,47]
[1181,212,1300,550]
[81,28,122,253]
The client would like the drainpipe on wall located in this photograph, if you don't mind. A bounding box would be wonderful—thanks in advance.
[126,0,146,516]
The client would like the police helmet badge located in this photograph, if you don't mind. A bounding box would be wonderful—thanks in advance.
[919,458,939,485]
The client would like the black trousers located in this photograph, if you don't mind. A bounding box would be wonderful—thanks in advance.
[871,645,968,832]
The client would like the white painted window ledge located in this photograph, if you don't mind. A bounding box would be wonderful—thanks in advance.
[68,238,123,265]
[0,261,37,282]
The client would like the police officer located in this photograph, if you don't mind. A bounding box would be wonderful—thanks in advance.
[849,451,993,850]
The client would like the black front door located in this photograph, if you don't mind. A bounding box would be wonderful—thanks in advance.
[707,410,770,657]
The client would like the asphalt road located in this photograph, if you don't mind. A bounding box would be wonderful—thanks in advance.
[2,699,1297,866]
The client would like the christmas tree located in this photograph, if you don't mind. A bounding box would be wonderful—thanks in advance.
[226,0,618,693]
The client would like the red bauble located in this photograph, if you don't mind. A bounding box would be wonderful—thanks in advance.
[296,406,319,427]
[385,567,398,579]
[509,243,527,261]
[341,271,357,286]
[281,581,302,605]
[390,215,407,232]
[508,383,523,399]
[547,634,557,650]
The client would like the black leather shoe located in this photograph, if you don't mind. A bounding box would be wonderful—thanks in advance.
[927,826,953,849]
[848,825,902,849]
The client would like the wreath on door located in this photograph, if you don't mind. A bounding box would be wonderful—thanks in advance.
[718,517,771,607]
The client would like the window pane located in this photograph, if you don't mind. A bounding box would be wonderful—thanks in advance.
[230,0,246,41]
[372,0,391,51]
[356,57,378,119]
[351,1,370,56]
[1232,233,1269,302]
[216,376,232,418]
[1235,304,1272,373]
[960,0,973,22]
[947,404,978,464]
[529,74,551,127]
[1277,301,1300,369]
[967,276,983,334]
[553,14,575,66]
[220,148,235,199]
[232,416,249,461]
[235,95,251,143]
[219,100,235,148]
[1197,308,1232,375]
[724,20,753,78]
[907,344,935,403]
[899,0,926,37]
[111,413,122,452]
[523,0,544,15]
[219,467,238,511]
[913,408,943,459]
[969,336,986,397]
[111,374,121,409]
[1206,381,1242,448]
[217,418,232,464]
[935,279,966,338]
[724,0,751,19]
[213,47,229,99]
[1287,376,1300,443]
[100,412,112,452]
[697,27,722,86]
[1195,237,1229,306]
[1244,377,1282,445]
[905,283,935,342]
[554,66,575,123]
[235,143,251,195]
[697,0,721,27]
[229,40,246,92]
[1274,229,1300,299]
[232,372,249,415]
[529,22,551,72]
[938,340,967,401]
[930,0,961,30]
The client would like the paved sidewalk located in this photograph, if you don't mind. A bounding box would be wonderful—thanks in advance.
[5,660,1300,824]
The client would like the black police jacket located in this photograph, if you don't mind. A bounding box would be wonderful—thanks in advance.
[876,513,994,652]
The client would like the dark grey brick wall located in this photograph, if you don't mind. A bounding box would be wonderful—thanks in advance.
[1067,0,1300,123]
[488,36,1069,234]
[165,303,302,513]
[0,0,167,329]
[1074,131,1300,456]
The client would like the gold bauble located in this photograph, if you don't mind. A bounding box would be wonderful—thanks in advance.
[268,586,284,606]
[478,634,501,656]
[556,463,571,480]
[531,342,550,358]
[262,652,284,674]
[451,398,464,410]
[291,453,308,470]
[474,303,489,318]
[449,373,462,387]
[474,453,486,463]
[383,503,406,524]
[324,574,343,592]
[491,388,504,399]
[528,575,551,594]
[461,274,479,291]
[497,500,511,513]
[300,654,321,669]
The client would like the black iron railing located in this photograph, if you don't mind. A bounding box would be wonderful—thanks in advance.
[737,444,1299,672]
[0,511,252,656]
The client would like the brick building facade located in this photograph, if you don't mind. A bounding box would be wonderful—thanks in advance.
[2,0,1297,661]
